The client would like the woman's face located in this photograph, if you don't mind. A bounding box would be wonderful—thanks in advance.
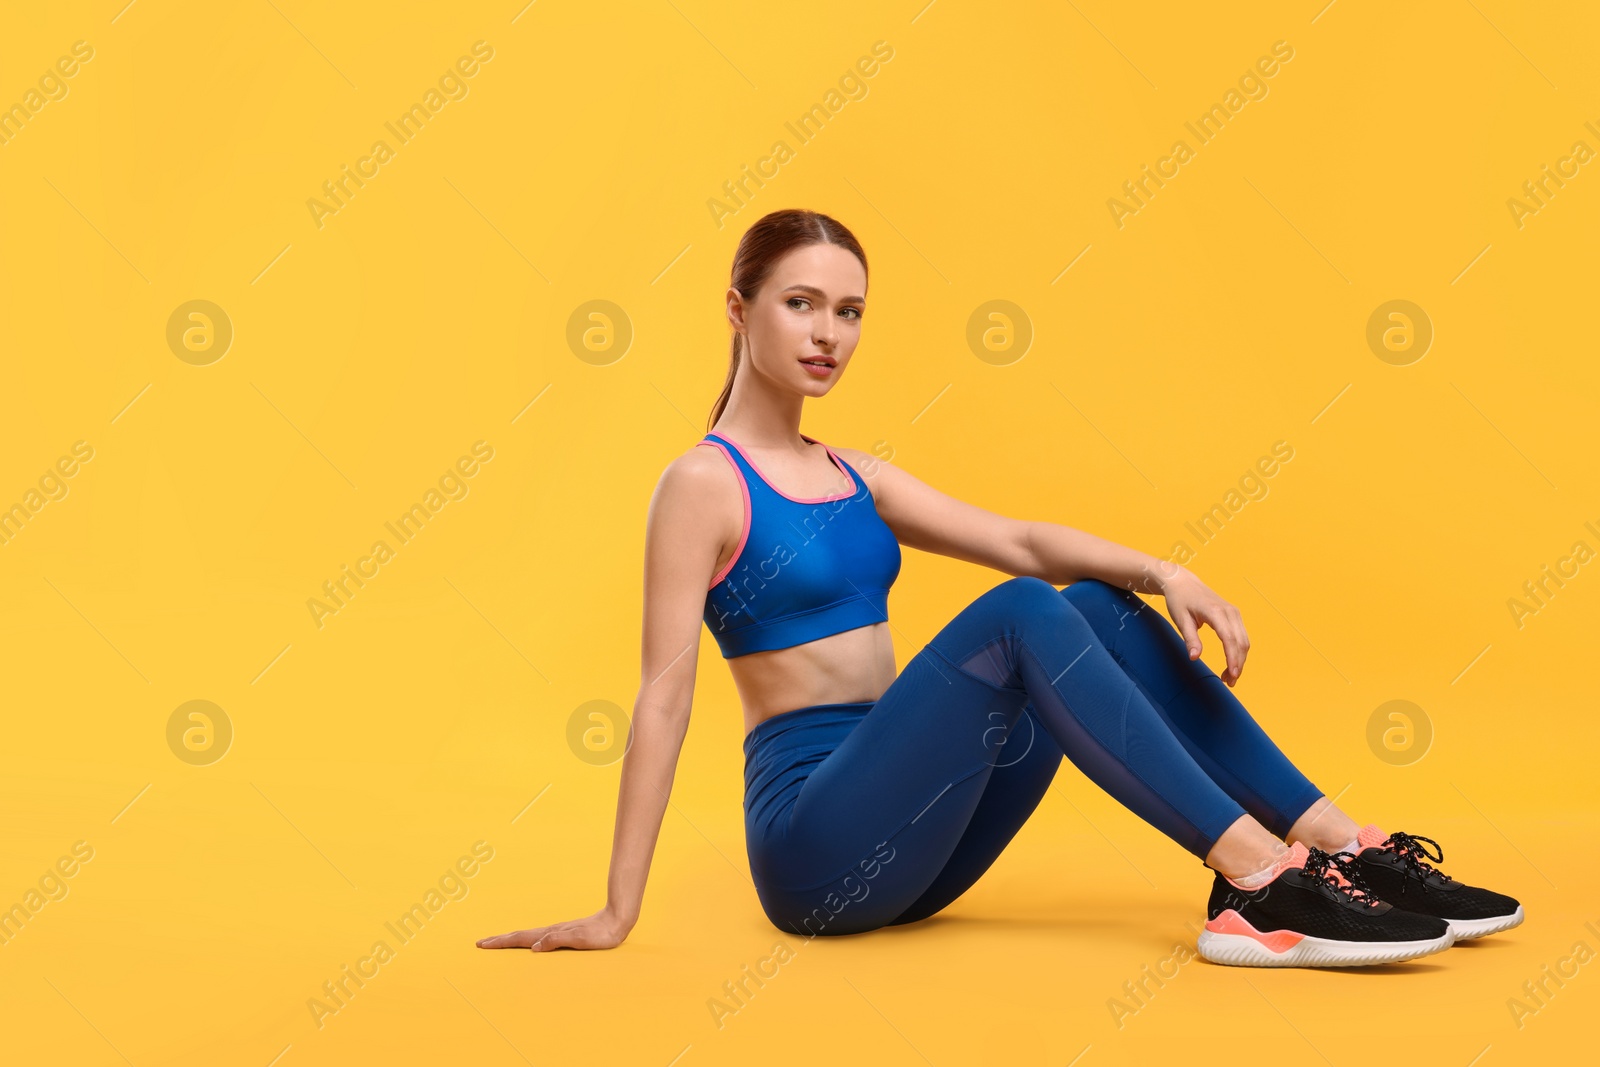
[728,243,866,396]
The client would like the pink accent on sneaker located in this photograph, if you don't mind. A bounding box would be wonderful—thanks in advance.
[1356,823,1388,852]
[1203,909,1306,953]
[1324,861,1358,891]
[1223,841,1310,891]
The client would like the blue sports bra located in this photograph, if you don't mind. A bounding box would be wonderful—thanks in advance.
[697,431,902,659]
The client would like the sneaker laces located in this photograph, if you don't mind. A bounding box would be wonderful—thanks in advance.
[1304,846,1382,908]
[1379,830,1454,895]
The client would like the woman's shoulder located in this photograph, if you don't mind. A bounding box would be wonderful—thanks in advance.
[652,438,742,505]
[672,436,736,475]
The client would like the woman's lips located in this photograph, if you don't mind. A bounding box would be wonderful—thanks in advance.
[800,358,835,377]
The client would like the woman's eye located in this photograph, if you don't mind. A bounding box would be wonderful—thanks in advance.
[787,297,859,319]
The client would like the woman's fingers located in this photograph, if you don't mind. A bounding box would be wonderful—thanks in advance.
[1213,604,1248,685]
[1164,573,1250,685]
[476,926,554,949]
[475,930,520,948]
[531,927,569,950]
[1172,607,1202,660]
[474,911,626,952]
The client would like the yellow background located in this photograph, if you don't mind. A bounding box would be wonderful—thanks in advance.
[2,1,1596,1063]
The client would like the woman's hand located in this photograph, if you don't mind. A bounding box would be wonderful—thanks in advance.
[1159,567,1251,687]
[476,907,632,952]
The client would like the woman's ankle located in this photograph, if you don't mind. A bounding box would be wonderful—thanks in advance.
[1205,815,1292,882]
[1286,796,1360,852]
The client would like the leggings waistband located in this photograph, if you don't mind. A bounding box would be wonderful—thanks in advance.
[743,701,875,762]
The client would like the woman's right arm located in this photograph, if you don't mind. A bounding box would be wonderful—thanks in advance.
[476,448,729,951]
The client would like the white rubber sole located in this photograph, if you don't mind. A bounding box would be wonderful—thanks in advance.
[1197,914,1456,968]
[1447,904,1525,940]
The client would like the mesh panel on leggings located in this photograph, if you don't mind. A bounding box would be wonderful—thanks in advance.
[954,636,1025,691]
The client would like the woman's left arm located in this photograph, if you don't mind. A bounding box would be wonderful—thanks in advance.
[849,448,1251,687]
[1028,523,1251,688]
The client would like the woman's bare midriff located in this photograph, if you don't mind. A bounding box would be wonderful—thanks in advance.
[731,621,898,737]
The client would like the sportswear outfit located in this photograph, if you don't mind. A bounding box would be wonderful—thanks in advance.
[696,430,1522,958]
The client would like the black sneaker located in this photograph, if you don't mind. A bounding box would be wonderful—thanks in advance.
[1197,841,1454,967]
[1342,824,1525,940]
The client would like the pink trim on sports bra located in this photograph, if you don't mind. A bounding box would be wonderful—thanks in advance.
[695,439,752,589]
[712,431,855,504]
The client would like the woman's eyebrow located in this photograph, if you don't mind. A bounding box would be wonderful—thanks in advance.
[785,283,865,304]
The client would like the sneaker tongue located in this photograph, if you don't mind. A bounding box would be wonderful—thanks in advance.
[1283,840,1310,872]
[1356,823,1387,851]
[1298,841,1370,896]
[1324,859,1356,889]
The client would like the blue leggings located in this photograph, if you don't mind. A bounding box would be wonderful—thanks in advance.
[741,577,1328,937]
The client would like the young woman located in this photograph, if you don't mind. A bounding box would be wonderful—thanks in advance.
[477,209,1523,968]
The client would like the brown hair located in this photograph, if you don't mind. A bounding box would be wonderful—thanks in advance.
[707,209,868,431]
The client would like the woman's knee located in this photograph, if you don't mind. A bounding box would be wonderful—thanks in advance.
[1061,578,1154,636]
[989,575,1071,616]
[1060,577,1136,613]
